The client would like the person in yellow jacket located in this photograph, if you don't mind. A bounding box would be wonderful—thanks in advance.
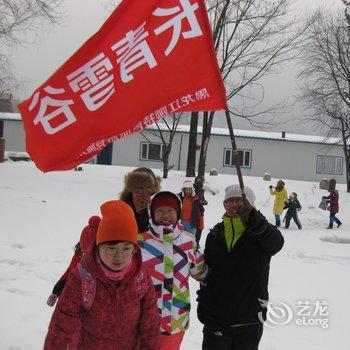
[269,180,288,227]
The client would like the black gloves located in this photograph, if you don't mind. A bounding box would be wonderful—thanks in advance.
[47,279,67,307]
[74,242,81,252]
[237,206,268,236]
[52,278,67,296]
[236,202,254,222]
[47,293,58,307]
[269,185,273,189]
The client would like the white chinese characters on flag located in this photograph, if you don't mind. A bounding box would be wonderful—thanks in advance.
[18,0,227,172]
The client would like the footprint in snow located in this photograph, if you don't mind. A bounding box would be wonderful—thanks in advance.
[11,244,25,249]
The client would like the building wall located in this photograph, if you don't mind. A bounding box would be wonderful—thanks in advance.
[112,130,192,170]
[3,120,26,152]
[111,130,347,184]
[2,118,347,184]
[223,136,346,184]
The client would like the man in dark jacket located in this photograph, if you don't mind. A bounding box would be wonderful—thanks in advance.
[197,184,284,350]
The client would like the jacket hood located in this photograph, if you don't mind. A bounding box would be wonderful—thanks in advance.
[148,220,183,241]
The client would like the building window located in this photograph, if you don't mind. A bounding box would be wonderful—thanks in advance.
[316,155,343,175]
[223,148,252,168]
[140,142,164,161]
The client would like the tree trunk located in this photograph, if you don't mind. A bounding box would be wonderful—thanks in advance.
[163,162,168,179]
[186,112,199,177]
[162,143,172,178]
[177,134,184,171]
[198,111,215,178]
[198,112,208,178]
[345,149,350,193]
[341,131,350,192]
[163,151,169,179]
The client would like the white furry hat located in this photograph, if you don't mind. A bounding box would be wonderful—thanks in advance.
[223,185,256,205]
[182,179,193,189]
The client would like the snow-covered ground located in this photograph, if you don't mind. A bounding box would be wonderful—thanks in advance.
[0,161,349,350]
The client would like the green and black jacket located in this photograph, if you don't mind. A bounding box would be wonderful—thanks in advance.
[197,209,284,330]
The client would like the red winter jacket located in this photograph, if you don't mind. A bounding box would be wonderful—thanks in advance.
[44,244,160,350]
[326,191,339,214]
[178,193,205,230]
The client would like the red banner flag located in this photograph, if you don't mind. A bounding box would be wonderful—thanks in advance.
[18,0,227,172]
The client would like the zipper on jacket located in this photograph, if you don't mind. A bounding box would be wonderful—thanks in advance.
[115,285,121,350]
[229,219,235,252]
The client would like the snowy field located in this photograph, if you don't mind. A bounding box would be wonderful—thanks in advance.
[0,161,349,350]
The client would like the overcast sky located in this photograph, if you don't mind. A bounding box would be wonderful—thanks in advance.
[8,0,344,136]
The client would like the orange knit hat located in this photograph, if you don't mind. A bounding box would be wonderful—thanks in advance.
[96,200,138,245]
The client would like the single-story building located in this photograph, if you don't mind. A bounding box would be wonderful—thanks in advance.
[0,113,26,152]
[1,112,348,184]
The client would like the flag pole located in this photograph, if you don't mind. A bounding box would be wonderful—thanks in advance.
[225,109,245,196]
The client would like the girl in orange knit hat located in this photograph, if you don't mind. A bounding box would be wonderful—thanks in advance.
[45,200,160,350]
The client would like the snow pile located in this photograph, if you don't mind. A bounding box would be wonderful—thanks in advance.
[0,162,349,349]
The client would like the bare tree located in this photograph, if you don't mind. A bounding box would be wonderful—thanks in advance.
[196,0,315,178]
[0,0,63,95]
[185,111,199,177]
[298,9,350,192]
[0,55,15,98]
[141,113,183,179]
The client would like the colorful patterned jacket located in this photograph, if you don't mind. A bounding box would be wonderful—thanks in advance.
[138,221,207,335]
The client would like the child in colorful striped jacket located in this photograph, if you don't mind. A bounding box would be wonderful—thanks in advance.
[138,191,207,350]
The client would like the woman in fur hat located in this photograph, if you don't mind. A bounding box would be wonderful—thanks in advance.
[120,167,161,233]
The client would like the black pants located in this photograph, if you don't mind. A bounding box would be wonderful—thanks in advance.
[202,324,263,350]
[195,229,202,245]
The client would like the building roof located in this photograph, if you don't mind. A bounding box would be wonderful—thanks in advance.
[148,123,345,146]
[0,112,344,146]
[0,112,21,121]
